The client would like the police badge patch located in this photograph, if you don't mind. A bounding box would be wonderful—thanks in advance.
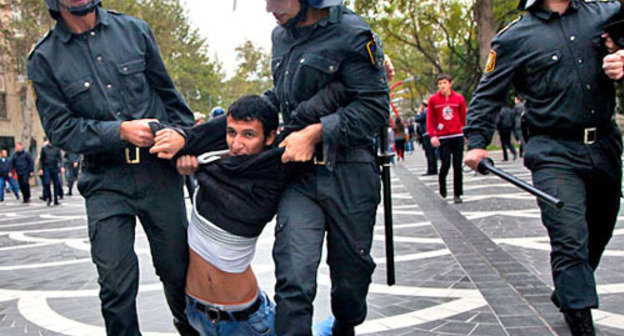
[485,50,497,73]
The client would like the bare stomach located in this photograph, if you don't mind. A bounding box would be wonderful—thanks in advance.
[186,248,259,304]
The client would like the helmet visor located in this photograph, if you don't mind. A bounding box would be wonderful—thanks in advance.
[265,0,299,14]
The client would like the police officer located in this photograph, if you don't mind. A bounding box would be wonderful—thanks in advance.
[38,141,63,206]
[463,0,621,335]
[27,1,197,335]
[263,0,389,335]
[64,151,81,196]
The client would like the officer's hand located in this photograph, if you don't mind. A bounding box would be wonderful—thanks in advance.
[464,149,489,171]
[176,155,198,175]
[279,123,322,163]
[430,136,441,148]
[150,129,186,159]
[603,50,624,80]
[120,119,158,148]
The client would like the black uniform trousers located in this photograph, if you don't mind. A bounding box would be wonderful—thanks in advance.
[499,129,517,161]
[438,136,464,197]
[43,168,62,202]
[79,156,196,336]
[422,135,438,174]
[273,161,380,336]
[16,172,31,202]
[525,128,622,311]
[67,166,79,194]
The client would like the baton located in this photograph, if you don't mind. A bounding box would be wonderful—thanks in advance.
[378,125,396,286]
[477,158,564,208]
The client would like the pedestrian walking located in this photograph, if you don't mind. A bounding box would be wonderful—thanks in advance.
[11,142,34,204]
[0,150,20,201]
[496,106,517,161]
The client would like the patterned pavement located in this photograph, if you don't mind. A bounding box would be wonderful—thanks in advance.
[0,148,623,335]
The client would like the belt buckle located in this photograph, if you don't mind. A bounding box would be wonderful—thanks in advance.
[313,157,325,165]
[125,147,141,164]
[584,127,597,145]
[207,307,221,323]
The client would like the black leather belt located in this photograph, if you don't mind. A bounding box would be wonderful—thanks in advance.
[186,295,262,322]
[83,147,154,167]
[528,124,614,145]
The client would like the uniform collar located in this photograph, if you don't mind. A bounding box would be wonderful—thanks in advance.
[531,0,578,21]
[55,6,109,44]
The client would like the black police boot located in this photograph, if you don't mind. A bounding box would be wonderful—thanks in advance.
[332,320,355,336]
[563,309,595,336]
[53,196,60,206]
[46,198,51,206]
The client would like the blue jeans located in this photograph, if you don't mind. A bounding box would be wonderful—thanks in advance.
[0,176,19,201]
[185,293,275,336]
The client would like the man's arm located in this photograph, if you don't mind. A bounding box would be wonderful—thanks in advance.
[150,115,227,159]
[28,55,125,155]
[140,21,194,127]
[283,81,351,135]
[319,32,390,149]
[464,34,518,169]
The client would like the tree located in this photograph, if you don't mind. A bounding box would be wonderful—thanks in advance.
[353,0,518,112]
[221,40,272,107]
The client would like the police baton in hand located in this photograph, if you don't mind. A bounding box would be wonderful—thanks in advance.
[378,125,396,286]
[477,158,564,208]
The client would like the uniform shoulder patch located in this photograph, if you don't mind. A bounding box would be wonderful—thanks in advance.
[496,16,522,38]
[484,50,497,73]
[366,31,385,70]
[27,30,52,60]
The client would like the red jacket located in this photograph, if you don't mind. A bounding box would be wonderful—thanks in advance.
[426,90,466,138]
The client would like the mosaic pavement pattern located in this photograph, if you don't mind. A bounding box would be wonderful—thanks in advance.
[0,148,622,335]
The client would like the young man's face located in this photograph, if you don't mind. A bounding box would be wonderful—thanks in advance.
[15,143,23,152]
[266,0,301,26]
[437,79,452,94]
[226,116,276,156]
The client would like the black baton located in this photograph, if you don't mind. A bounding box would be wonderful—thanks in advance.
[378,125,396,286]
[477,158,564,208]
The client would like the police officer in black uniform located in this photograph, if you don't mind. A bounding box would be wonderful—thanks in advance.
[464,0,621,335]
[27,1,197,335]
[263,0,389,335]
[64,151,81,196]
[39,141,63,206]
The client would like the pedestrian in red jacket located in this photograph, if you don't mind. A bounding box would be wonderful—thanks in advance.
[427,73,466,203]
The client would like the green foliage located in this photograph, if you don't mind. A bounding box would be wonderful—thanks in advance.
[220,39,273,108]
[353,0,518,115]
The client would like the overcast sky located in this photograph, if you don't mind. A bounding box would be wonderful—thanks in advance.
[182,0,277,78]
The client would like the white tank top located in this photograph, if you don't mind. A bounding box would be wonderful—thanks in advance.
[188,192,258,273]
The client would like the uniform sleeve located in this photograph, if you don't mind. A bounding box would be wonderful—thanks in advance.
[426,100,436,137]
[464,35,519,150]
[28,54,123,155]
[140,21,194,127]
[181,114,228,156]
[320,30,390,148]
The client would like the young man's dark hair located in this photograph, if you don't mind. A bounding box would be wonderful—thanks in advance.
[228,95,279,136]
[436,73,453,82]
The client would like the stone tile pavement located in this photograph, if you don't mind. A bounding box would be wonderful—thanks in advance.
[0,148,622,335]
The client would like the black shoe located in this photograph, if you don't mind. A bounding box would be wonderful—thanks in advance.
[440,191,447,198]
[454,196,463,204]
[46,199,51,206]
[563,309,595,336]
[23,198,30,203]
[54,200,60,206]
[39,196,45,201]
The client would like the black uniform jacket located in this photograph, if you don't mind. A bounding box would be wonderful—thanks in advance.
[464,0,620,150]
